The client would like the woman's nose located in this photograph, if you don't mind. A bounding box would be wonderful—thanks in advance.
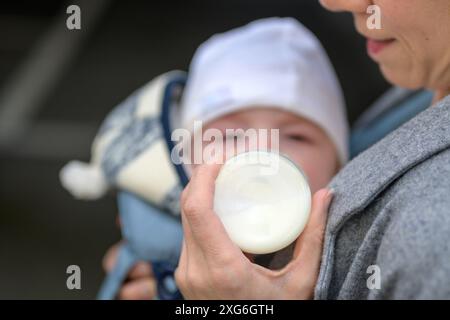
[319,0,372,13]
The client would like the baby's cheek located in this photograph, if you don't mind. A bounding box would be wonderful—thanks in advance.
[299,164,324,194]
[288,152,335,193]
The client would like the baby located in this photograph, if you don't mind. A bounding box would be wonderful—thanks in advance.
[61,17,348,299]
[176,17,348,267]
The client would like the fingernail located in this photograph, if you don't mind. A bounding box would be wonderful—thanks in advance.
[326,188,335,202]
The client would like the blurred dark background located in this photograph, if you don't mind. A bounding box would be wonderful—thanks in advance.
[0,0,388,299]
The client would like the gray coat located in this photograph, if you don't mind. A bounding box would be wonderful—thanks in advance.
[315,95,450,299]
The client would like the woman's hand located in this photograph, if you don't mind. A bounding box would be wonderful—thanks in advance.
[175,163,334,299]
[103,242,156,300]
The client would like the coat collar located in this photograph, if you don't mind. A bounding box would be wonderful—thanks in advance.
[328,95,450,232]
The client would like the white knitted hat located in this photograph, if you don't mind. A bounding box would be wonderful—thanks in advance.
[180,17,349,163]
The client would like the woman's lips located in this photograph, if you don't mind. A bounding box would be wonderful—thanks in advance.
[366,38,395,56]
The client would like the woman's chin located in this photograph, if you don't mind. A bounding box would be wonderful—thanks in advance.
[371,44,425,90]
[379,63,423,90]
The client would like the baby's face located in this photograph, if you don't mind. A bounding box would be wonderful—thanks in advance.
[198,107,340,193]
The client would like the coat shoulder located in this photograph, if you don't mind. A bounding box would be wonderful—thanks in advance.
[371,147,450,299]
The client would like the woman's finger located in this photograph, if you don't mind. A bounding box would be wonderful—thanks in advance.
[175,240,194,299]
[181,164,240,263]
[181,163,221,232]
[289,188,333,279]
[118,278,157,300]
[180,208,205,262]
[177,240,188,273]
[180,206,194,247]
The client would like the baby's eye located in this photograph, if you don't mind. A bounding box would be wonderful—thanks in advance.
[223,135,238,141]
[223,133,243,141]
[287,134,306,142]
